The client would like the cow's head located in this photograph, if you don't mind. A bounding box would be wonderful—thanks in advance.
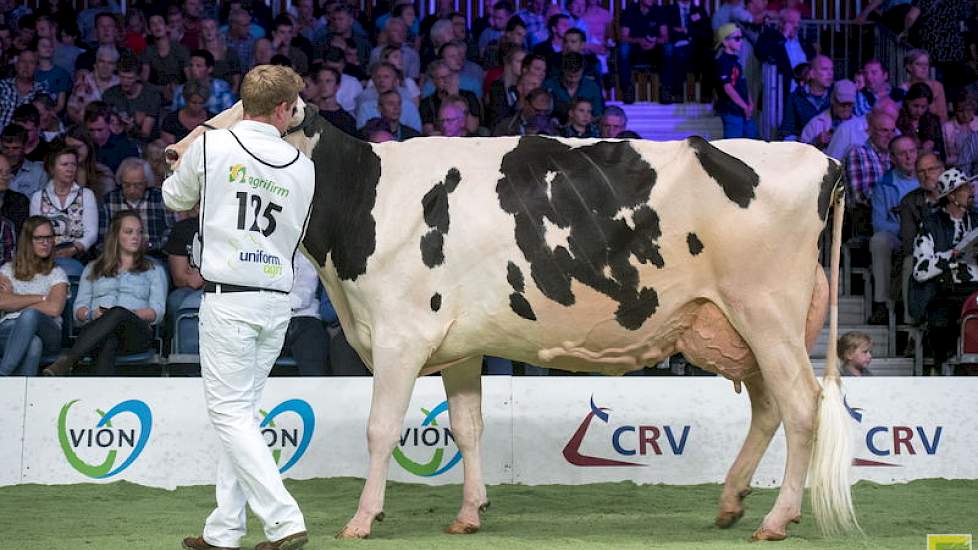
[164,98,316,172]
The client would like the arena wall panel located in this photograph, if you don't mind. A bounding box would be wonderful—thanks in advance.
[0,378,26,486]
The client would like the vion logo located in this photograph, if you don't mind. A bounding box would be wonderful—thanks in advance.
[393,401,461,477]
[563,396,690,467]
[260,399,315,474]
[58,399,152,478]
[845,396,943,467]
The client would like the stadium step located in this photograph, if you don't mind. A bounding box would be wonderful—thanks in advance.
[839,295,866,326]
[615,102,723,141]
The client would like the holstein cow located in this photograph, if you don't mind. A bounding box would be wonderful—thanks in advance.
[167,100,857,541]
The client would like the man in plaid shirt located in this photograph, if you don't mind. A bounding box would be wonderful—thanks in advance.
[98,158,174,256]
[845,110,896,205]
[0,50,50,130]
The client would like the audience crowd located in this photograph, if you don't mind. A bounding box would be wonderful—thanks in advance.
[0,0,976,375]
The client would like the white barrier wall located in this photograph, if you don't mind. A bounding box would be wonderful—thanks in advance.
[2,377,975,488]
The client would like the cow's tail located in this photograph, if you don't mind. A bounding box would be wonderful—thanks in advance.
[809,178,860,536]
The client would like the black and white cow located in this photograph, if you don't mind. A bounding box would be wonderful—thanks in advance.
[168,102,855,541]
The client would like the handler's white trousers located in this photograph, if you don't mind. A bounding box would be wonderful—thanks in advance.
[199,290,306,547]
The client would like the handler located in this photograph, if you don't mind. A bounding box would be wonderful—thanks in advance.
[163,65,315,550]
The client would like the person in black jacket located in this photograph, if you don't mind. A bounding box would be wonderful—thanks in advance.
[753,8,815,106]
[657,0,712,103]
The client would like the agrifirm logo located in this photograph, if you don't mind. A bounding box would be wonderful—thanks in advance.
[260,399,315,474]
[58,399,152,479]
[229,164,247,184]
[229,164,289,198]
[845,396,943,467]
[563,396,690,467]
[393,400,461,477]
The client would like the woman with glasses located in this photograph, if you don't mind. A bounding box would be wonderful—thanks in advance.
[29,147,98,261]
[714,23,758,139]
[0,216,68,376]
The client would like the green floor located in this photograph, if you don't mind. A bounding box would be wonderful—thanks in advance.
[2,478,974,549]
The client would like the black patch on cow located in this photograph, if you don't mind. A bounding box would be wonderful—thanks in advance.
[507,261,525,292]
[420,168,462,268]
[300,112,380,280]
[495,136,663,330]
[509,292,537,320]
[687,232,704,255]
[686,136,759,208]
[430,293,442,312]
[818,157,842,221]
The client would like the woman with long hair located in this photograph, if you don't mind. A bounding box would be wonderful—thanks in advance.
[899,49,948,122]
[29,147,98,260]
[897,81,947,161]
[0,216,68,376]
[43,211,166,376]
[63,125,114,201]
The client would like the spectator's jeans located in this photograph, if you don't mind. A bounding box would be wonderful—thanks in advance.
[283,316,329,376]
[870,231,900,303]
[720,113,759,139]
[0,309,62,376]
[66,307,153,376]
[662,42,691,97]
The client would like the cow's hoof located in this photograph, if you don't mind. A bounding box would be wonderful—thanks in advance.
[444,520,480,535]
[335,526,370,540]
[479,501,490,513]
[375,511,385,522]
[750,527,787,542]
[715,509,744,529]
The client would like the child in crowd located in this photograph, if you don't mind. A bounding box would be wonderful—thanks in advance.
[838,331,874,376]
[714,23,757,139]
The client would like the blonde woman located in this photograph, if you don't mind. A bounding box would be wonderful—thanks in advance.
[899,49,948,122]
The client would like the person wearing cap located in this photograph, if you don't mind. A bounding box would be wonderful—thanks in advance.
[801,78,856,149]
[714,23,757,139]
[910,168,978,373]
[780,54,833,141]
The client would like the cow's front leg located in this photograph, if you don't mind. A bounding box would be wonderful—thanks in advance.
[337,343,423,539]
[441,356,489,534]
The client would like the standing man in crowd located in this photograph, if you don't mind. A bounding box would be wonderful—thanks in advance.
[164,65,314,550]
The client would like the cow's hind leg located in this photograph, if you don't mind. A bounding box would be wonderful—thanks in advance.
[716,374,781,529]
[337,342,424,540]
[442,356,489,534]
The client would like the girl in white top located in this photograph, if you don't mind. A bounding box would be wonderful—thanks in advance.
[29,147,99,260]
[0,216,68,375]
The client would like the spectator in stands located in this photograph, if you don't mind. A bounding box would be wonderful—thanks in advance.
[0,153,28,233]
[122,9,149,56]
[141,140,167,188]
[103,55,164,143]
[380,46,421,104]
[371,17,420,81]
[269,14,309,75]
[715,24,758,139]
[160,79,212,145]
[713,0,756,31]
[561,97,600,137]
[30,146,97,260]
[162,203,200,339]
[943,92,978,168]
[282,254,329,376]
[898,82,947,161]
[844,109,896,207]
[361,90,421,141]
[516,0,549,47]
[868,135,919,324]
[76,12,130,73]
[898,152,944,315]
[141,14,191,105]
[533,14,570,71]
[92,46,121,100]
[313,67,357,137]
[1,124,46,200]
[178,0,204,51]
[658,0,712,104]
[65,68,102,126]
[485,45,526,125]
[898,49,948,123]
[226,8,257,71]
[420,61,482,135]
[425,18,454,71]
[826,95,900,161]
[544,52,604,124]
[560,28,602,83]
[450,11,478,63]
[801,78,856,149]
[355,62,423,132]
[424,41,483,97]
[854,59,899,117]
[0,49,49,130]
[618,0,662,105]
[493,87,557,136]
[903,0,973,101]
[35,37,70,114]
[911,169,978,374]
[364,127,395,143]
[100,158,173,256]
[321,46,364,114]
[754,8,815,100]
[43,210,167,376]
[838,331,874,376]
[322,4,371,70]
[171,50,236,116]
[436,99,473,137]
[32,95,64,144]
[12,104,52,163]
[0,216,68,376]
[600,105,639,138]
[199,18,243,94]
[63,125,115,202]
[85,102,139,174]
[479,1,514,63]
[780,54,833,141]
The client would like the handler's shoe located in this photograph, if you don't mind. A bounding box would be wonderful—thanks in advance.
[181,535,240,550]
[42,355,73,376]
[254,531,308,550]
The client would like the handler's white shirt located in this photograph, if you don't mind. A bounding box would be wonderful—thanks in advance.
[162,120,315,293]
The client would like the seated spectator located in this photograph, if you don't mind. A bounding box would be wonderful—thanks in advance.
[423,17,454,73]
[854,58,901,117]
[1,124,47,199]
[380,45,421,104]
[484,45,526,125]
[517,0,549,47]
[0,48,49,130]
[844,110,895,209]
[801,79,856,149]
[544,52,604,125]
[599,105,639,138]
[100,158,174,256]
[269,14,309,75]
[365,128,396,143]
[355,62,423,131]
[493,87,557,136]
[321,3,372,70]
[910,169,978,373]
[715,24,758,139]
[103,54,164,143]
[479,2,514,65]
[142,140,167,187]
[361,90,421,141]
[282,254,329,376]
[533,13,570,72]
[617,0,663,105]
[370,17,420,81]
[943,92,978,168]
[898,49,948,122]
[63,125,115,202]
[0,216,68,375]
[75,12,132,73]
[30,146,98,260]
[321,46,364,114]
[199,17,243,93]
[313,67,358,137]
[897,152,944,315]
[898,82,946,161]
[421,41,483,97]
[436,99,475,137]
[160,80,213,145]
[868,135,919,324]
[66,69,103,126]
[781,54,833,141]
[224,8,259,70]
[140,14,191,104]
[560,97,600,138]
[43,210,167,376]
[826,95,899,161]
[754,8,815,101]
[84,102,140,174]
[0,153,29,234]
[32,95,65,143]
[122,9,149,55]
[92,46,122,97]
[658,0,712,104]
[171,49,237,115]
[163,204,201,344]
[420,61,482,135]
[35,36,71,113]
[582,0,613,75]
[838,331,873,376]
[558,28,602,83]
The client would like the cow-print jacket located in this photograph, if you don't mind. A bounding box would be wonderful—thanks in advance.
[912,207,978,286]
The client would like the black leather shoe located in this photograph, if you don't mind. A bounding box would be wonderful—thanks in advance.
[182,535,240,550]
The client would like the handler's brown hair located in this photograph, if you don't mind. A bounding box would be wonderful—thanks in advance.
[240,65,305,117]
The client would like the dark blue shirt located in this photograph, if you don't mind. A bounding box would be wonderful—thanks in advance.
[715,52,749,117]
[620,4,660,42]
